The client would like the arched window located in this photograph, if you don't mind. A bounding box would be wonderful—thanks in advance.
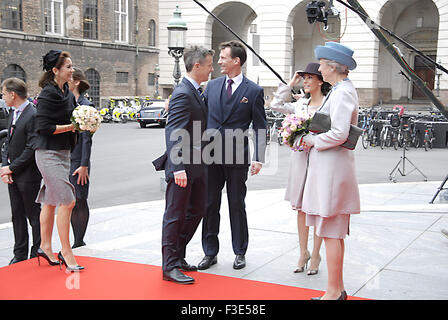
[85,68,100,107]
[148,19,156,47]
[1,64,26,83]
[0,0,22,30]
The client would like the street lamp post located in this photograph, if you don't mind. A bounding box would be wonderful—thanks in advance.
[167,5,187,87]
[436,59,442,97]
[154,64,160,98]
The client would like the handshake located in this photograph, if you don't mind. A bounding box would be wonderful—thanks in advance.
[0,166,13,184]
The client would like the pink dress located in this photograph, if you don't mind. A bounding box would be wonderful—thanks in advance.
[270,84,314,211]
[301,79,360,239]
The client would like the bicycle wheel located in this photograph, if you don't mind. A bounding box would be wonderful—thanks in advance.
[379,129,386,149]
[361,131,369,149]
[266,126,271,145]
[386,130,392,148]
[397,132,403,148]
[404,131,410,150]
[277,134,283,145]
[424,134,429,151]
[371,130,378,147]
[393,131,399,150]
[412,133,419,148]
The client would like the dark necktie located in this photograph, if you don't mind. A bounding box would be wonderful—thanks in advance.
[10,109,20,135]
[226,79,234,98]
[197,87,205,101]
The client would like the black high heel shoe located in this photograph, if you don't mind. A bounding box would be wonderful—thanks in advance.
[311,292,346,300]
[36,248,59,266]
[57,251,84,272]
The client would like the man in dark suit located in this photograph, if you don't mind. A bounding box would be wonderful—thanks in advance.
[1,78,42,264]
[161,45,214,284]
[198,41,267,270]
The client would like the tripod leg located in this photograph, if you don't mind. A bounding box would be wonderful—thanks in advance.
[403,156,428,181]
[388,157,404,182]
[430,174,448,204]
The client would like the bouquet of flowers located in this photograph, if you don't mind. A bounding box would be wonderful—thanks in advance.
[279,111,312,152]
[71,105,102,134]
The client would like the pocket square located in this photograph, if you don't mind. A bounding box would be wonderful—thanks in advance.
[240,97,249,103]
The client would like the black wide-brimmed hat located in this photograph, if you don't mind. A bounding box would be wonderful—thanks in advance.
[297,62,323,78]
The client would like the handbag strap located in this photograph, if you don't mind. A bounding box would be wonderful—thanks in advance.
[316,89,332,112]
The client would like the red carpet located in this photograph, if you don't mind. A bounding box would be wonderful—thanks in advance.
[0,256,366,300]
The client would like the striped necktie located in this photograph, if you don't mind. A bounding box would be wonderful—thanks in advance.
[197,87,205,101]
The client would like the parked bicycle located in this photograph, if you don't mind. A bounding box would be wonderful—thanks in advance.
[423,122,435,151]
[361,109,382,148]
[379,122,392,149]
[265,109,284,145]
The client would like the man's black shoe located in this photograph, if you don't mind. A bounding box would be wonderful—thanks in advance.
[180,259,198,271]
[233,254,246,269]
[162,268,195,284]
[9,256,26,265]
[197,255,217,270]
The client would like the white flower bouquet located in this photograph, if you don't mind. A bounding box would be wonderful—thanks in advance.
[71,105,102,134]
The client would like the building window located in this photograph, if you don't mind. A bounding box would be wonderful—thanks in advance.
[0,0,22,31]
[114,0,128,43]
[1,64,26,83]
[148,19,156,46]
[148,73,155,86]
[85,68,100,107]
[83,0,98,39]
[43,0,64,35]
[116,72,128,84]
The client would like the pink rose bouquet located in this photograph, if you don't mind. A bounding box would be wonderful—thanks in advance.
[279,111,312,152]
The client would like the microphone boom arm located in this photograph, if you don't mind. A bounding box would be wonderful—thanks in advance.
[341,0,448,119]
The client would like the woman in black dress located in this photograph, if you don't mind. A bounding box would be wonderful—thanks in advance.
[35,50,83,271]
[68,69,94,248]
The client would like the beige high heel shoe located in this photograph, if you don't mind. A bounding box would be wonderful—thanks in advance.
[307,255,321,275]
[293,252,310,273]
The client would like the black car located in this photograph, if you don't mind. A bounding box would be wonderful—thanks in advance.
[136,100,167,128]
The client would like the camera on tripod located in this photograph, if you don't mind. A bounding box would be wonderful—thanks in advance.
[306,0,339,29]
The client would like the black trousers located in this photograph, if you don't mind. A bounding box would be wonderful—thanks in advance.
[8,182,41,259]
[202,164,249,256]
[161,173,206,272]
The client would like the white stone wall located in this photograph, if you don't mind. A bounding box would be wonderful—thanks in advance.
[159,0,448,104]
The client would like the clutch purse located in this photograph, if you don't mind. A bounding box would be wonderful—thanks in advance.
[308,111,362,150]
[152,152,167,171]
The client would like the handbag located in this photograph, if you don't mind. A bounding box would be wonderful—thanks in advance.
[152,151,167,171]
[308,111,362,150]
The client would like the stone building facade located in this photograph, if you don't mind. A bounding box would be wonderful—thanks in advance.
[0,0,160,107]
[158,0,448,108]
